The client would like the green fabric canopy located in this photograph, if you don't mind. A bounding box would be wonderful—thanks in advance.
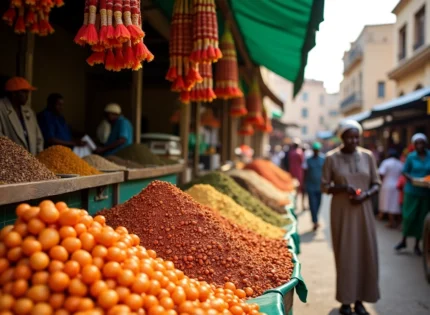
[153,0,324,96]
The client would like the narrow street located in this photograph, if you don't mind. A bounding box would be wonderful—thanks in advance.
[293,195,430,315]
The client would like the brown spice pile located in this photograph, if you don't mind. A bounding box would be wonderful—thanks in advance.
[37,145,101,176]
[0,136,57,184]
[83,154,126,171]
[99,181,294,296]
[106,155,145,169]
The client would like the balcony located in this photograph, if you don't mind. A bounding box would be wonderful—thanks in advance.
[343,47,363,74]
[340,93,363,113]
[389,44,430,81]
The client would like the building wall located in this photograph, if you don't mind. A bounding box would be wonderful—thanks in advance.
[396,65,430,94]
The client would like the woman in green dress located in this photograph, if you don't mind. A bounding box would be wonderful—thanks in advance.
[395,133,430,255]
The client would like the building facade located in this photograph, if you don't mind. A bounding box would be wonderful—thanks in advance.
[389,0,430,94]
[284,80,340,142]
[339,24,396,117]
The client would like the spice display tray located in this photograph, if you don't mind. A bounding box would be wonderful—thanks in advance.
[0,172,124,206]
[125,163,185,180]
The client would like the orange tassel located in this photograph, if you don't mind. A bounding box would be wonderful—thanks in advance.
[74,26,87,45]
[2,7,16,26]
[172,77,185,92]
[14,8,26,34]
[132,59,142,71]
[30,18,39,34]
[105,49,115,70]
[166,67,178,81]
[55,0,65,7]
[114,24,130,43]
[82,24,99,45]
[127,24,144,43]
[12,0,24,8]
[114,48,125,71]
[123,43,134,69]
[25,9,36,26]
[87,51,105,66]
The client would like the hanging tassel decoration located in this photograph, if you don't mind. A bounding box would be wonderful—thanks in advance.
[113,0,130,43]
[187,62,216,103]
[244,76,264,126]
[80,0,99,45]
[238,119,255,136]
[125,0,144,43]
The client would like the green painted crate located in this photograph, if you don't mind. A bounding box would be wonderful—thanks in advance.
[283,206,300,254]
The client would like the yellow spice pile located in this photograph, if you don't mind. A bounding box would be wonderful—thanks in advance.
[37,145,101,176]
[186,184,285,239]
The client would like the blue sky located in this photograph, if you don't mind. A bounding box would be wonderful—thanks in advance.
[305,0,399,93]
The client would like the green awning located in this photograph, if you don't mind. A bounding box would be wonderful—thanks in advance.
[153,0,324,95]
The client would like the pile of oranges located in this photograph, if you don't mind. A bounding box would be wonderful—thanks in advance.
[0,201,264,315]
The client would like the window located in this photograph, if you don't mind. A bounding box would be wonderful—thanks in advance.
[301,108,308,118]
[301,126,307,135]
[319,94,324,106]
[302,92,308,101]
[319,116,324,125]
[414,6,425,50]
[329,110,338,117]
[398,25,407,60]
[377,81,385,98]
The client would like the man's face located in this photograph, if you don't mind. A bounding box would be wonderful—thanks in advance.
[55,98,64,114]
[13,90,29,106]
[342,128,360,151]
[313,149,320,156]
[107,112,120,123]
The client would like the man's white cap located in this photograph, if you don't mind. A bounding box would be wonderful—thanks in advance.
[104,103,122,115]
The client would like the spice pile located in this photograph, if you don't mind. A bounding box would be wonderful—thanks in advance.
[106,156,145,169]
[114,144,174,167]
[100,181,294,295]
[181,172,290,227]
[231,176,287,215]
[0,201,263,314]
[37,145,101,176]
[245,159,295,192]
[186,184,285,239]
[83,154,126,171]
[0,137,57,184]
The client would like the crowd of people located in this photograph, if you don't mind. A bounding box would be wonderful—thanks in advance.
[0,77,133,156]
[273,120,430,315]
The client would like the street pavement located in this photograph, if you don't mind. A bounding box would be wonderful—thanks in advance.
[293,195,430,315]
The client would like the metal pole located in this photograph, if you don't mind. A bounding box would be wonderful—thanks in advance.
[131,68,143,144]
[194,102,201,177]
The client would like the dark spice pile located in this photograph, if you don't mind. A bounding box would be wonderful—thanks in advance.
[181,172,290,227]
[106,155,145,169]
[0,136,57,184]
[99,181,294,296]
[230,176,287,214]
[114,144,176,166]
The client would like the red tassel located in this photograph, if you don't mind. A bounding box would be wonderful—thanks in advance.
[114,48,125,71]
[105,49,115,71]
[215,48,222,61]
[207,46,215,61]
[114,24,130,43]
[81,24,99,45]
[166,67,178,81]
[14,16,26,34]
[74,26,87,45]
[55,0,65,7]
[132,59,142,71]
[30,20,39,34]
[25,10,36,26]
[123,44,134,69]
[127,24,144,43]
[172,77,185,92]
[2,8,16,26]
[186,68,203,84]
[86,51,105,66]
[99,26,108,47]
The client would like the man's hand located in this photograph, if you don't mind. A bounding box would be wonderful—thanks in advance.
[345,185,356,196]
[350,191,368,205]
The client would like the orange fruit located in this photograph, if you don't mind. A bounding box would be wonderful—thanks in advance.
[58,210,81,227]
[11,279,28,298]
[4,231,22,248]
[97,290,119,309]
[29,252,50,271]
[55,202,68,212]
[49,246,68,262]
[0,243,7,258]
[7,247,22,262]
[159,297,174,310]
[27,218,46,235]
[0,293,15,311]
[63,296,81,313]
[77,298,94,311]
[71,250,92,267]
[79,215,93,228]
[92,257,104,269]
[59,227,77,240]
[74,224,87,236]
[91,245,108,258]
[27,284,50,302]
[48,293,65,310]
[0,267,15,285]
[102,261,121,278]
[107,305,131,315]
[21,207,40,222]
[131,273,150,294]
[172,287,186,304]
[90,280,108,297]
[0,258,10,274]
[22,238,42,256]
[38,228,60,250]
[14,223,28,237]
[63,261,80,278]
[68,278,87,297]
[117,269,135,287]
[79,233,95,252]
[125,293,143,311]
[31,271,49,285]
[96,229,119,247]
[61,238,81,254]
[93,216,106,225]
[31,302,53,315]
[13,298,34,315]
[148,305,165,315]
[143,295,159,309]
[14,265,31,280]
[106,247,126,262]
[81,265,101,284]
[39,201,60,224]
[48,260,64,273]
[16,204,31,217]
[115,286,130,302]
[48,271,70,292]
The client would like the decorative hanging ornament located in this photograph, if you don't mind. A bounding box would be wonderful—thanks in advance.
[244,77,264,126]
[238,119,254,136]
[190,0,222,64]
[74,0,152,71]
[214,24,242,99]
[183,62,216,104]
[200,108,220,128]
[2,0,61,35]
[166,0,202,94]
[256,107,273,134]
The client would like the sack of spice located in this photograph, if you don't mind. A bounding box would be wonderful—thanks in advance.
[181,172,290,227]
[0,136,57,184]
[83,154,126,171]
[99,181,294,296]
[37,145,101,176]
[245,159,296,192]
[186,184,286,239]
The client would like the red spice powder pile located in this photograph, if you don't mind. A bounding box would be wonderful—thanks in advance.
[99,181,294,296]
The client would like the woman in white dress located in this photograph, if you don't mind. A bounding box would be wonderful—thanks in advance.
[378,149,404,228]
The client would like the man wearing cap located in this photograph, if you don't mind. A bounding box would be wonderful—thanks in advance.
[302,141,325,231]
[94,103,133,156]
[0,77,44,155]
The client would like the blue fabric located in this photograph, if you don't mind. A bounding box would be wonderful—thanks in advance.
[37,109,72,146]
[304,154,325,191]
[104,116,133,156]
[403,150,430,196]
[308,190,322,223]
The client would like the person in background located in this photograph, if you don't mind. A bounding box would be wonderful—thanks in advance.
[94,103,133,156]
[37,93,86,149]
[378,149,403,228]
[321,120,380,315]
[302,141,325,231]
[288,139,305,210]
[0,77,43,155]
[395,133,430,256]
[271,145,285,167]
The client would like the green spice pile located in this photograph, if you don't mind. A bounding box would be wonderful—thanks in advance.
[0,137,57,184]
[114,144,175,166]
[181,172,290,227]
[83,154,126,171]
